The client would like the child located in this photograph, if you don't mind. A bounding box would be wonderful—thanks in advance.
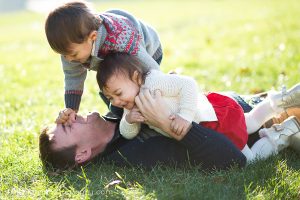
[96,53,300,163]
[45,1,163,116]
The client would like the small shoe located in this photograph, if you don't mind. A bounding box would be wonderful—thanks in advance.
[263,107,300,128]
[259,116,300,152]
[269,83,300,111]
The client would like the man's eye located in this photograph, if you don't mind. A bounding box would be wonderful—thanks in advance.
[116,92,122,96]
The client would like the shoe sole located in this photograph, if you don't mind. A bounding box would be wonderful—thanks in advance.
[290,116,300,154]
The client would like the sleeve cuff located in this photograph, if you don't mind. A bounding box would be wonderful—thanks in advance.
[65,93,82,111]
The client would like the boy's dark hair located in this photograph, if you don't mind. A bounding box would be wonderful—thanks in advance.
[97,53,150,91]
[39,127,77,170]
[45,1,101,55]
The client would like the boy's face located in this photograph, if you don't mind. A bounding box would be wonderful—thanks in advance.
[103,71,140,110]
[63,31,97,63]
[64,40,93,63]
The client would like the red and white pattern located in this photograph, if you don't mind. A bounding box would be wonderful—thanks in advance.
[99,13,142,56]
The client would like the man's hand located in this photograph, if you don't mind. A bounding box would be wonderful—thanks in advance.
[135,89,170,130]
[135,89,192,140]
[55,108,76,126]
[169,114,192,140]
[125,106,145,124]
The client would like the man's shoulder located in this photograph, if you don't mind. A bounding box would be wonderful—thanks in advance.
[102,9,134,18]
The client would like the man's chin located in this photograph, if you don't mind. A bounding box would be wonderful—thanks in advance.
[87,112,101,121]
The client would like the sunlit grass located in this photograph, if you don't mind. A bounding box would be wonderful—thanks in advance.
[0,0,300,199]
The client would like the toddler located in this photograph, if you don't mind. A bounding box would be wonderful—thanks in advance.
[96,53,300,162]
[45,1,163,116]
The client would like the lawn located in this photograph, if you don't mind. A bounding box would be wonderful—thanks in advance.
[0,0,300,199]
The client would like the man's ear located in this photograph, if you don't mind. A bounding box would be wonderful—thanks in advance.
[75,148,92,164]
[88,30,97,41]
[132,70,142,85]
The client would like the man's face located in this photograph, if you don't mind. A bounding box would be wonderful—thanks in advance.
[51,112,103,151]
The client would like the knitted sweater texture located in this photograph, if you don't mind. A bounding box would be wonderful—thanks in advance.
[119,70,217,139]
[61,9,162,110]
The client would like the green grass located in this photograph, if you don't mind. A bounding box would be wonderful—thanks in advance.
[1,0,300,199]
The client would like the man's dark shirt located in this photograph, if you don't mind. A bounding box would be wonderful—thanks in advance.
[93,93,257,170]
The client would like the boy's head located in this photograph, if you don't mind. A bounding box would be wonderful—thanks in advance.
[97,53,150,110]
[45,1,101,62]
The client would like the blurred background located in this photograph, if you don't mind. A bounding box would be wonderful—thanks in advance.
[1,0,300,199]
[0,0,77,13]
[1,0,299,123]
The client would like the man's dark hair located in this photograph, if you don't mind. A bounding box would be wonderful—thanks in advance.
[39,127,77,170]
[45,1,101,55]
[97,53,150,91]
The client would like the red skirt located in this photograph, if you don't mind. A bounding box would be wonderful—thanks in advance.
[200,92,248,150]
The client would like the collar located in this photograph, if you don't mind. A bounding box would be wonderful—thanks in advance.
[91,40,96,56]
[95,117,124,157]
[94,14,107,58]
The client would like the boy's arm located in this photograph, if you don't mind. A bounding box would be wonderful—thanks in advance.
[61,56,87,111]
[120,109,141,139]
[136,47,160,70]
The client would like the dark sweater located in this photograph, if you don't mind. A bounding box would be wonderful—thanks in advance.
[91,92,254,170]
[97,122,246,170]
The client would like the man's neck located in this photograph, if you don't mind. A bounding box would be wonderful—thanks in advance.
[92,120,117,157]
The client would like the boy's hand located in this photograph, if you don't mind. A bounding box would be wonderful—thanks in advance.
[55,108,76,126]
[125,106,145,124]
[169,114,191,137]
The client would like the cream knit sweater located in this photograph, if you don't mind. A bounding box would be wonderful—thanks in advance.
[120,70,218,139]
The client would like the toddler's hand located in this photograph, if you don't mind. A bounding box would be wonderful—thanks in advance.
[169,114,191,136]
[125,106,145,124]
[55,108,76,126]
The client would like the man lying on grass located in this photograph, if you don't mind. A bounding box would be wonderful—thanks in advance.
[39,90,300,171]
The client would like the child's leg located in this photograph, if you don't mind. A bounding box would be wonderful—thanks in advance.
[242,138,276,163]
[244,99,277,134]
[246,137,277,163]
[244,116,300,163]
[245,83,300,134]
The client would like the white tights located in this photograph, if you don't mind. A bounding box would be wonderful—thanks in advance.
[242,96,282,163]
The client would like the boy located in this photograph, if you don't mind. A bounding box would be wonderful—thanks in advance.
[45,1,162,117]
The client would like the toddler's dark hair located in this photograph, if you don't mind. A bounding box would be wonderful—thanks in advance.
[97,53,150,91]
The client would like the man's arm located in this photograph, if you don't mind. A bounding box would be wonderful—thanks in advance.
[135,89,246,169]
[104,122,246,170]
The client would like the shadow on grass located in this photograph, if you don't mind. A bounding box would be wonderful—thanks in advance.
[43,149,300,199]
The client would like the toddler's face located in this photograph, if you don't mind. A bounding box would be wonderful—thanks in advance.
[103,71,140,110]
[63,39,94,63]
